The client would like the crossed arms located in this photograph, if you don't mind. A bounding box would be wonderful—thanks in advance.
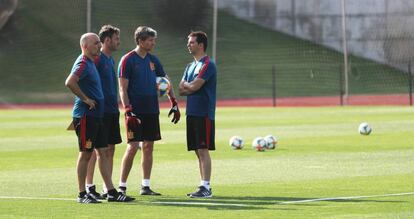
[178,78,205,96]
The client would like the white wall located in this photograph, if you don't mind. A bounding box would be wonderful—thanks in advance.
[218,0,414,67]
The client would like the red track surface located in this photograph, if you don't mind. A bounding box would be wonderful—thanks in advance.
[0,94,412,109]
[215,94,413,107]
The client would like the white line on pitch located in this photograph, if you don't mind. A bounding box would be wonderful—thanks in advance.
[1,192,414,206]
[0,196,74,201]
[279,192,414,204]
[0,196,248,207]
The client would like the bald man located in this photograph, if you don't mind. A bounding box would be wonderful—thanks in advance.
[65,33,134,204]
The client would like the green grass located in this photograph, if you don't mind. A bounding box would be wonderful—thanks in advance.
[0,106,413,218]
[0,0,409,103]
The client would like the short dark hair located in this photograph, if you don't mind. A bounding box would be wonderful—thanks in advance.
[188,31,208,52]
[134,26,157,44]
[98,25,120,43]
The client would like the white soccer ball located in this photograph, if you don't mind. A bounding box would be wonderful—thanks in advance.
[156,77,171,97]
[252,137,266,152]
[264,135,277,149]
[358,122,372,135]
[229,136,244,150]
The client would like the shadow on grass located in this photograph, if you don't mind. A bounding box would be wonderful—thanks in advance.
[128,196,294,211]
[127,195,406,210]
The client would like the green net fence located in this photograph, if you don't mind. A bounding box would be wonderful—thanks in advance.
[0,0,413,105]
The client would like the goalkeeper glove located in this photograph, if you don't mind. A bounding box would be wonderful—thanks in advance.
[168,97,180,124]
[124,105,140,129]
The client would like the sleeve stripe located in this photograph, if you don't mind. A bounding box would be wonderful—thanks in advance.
[119,56,127,77]
[119,51,134,78]
[74,56,88,77]
[197,56,210,78]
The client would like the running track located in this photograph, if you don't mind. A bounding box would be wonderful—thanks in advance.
[0,94,412,109]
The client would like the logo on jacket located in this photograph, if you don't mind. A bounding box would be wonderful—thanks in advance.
[150,62,155,71]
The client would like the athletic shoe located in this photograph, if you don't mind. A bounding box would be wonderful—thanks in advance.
[77,193,101,204]
[101,192,108,199]
[107,192,135,202]
[189,186,212,198]
[186,186,201,197]
[140,186,161,196]
[119,186,127,195]
[87,185,104,200]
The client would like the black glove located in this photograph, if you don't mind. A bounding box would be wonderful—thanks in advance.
[168,97,180,124]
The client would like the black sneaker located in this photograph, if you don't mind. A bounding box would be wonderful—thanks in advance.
[77,193,101,204]
[107,192,135,202]
[87,185,104,200]
[101,192,107,199]
[187,186,201,197]
[189,186,212,198]
[140,186,161,196]
[119,186,127,195]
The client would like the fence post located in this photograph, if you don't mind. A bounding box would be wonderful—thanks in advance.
[409,62,412,106]
[339,64,344,106]
[272,65,276,107]
[86,0,92,32]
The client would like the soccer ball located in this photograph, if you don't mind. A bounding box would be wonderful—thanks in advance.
[156,77,171,97]
[229,136,244,150]
[358,122,372,135]
[252,137,266,152]
[264,135,277,149]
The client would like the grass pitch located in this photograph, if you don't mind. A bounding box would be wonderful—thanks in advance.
[0,106,413,218]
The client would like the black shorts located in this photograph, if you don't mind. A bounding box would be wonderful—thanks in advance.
[186,116,215,151]
[127,113,161,143]
[73,116,107,152]
[103,113,122,145]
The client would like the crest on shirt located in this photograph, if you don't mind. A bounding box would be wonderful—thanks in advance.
[85,139,92,149]
[150,62,156,71]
